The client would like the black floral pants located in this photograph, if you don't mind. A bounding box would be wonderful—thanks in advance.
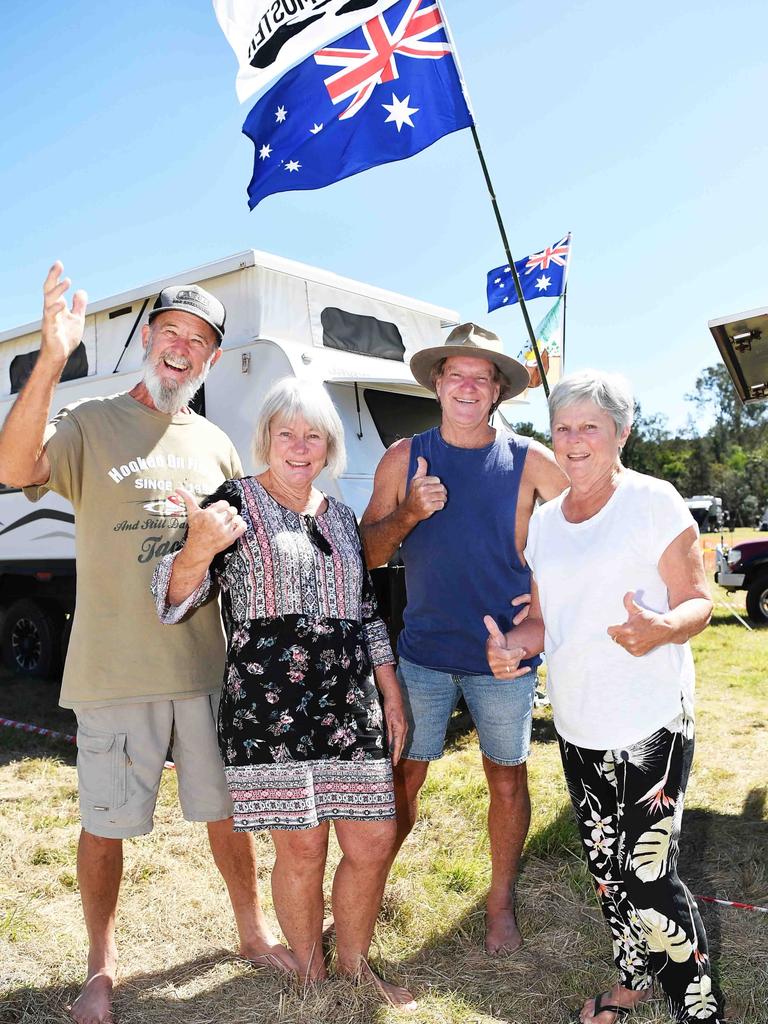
[558,723,723,1022]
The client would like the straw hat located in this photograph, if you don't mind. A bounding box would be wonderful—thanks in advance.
[410,323,529,401]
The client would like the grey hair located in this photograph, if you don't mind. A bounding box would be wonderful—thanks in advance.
[548,369,635,436]
[252,378,347,476]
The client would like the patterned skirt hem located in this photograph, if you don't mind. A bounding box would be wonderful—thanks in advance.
[225,757,395,831]
[233,807,396,832]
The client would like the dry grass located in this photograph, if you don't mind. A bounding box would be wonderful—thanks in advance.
[1,600,766,1024]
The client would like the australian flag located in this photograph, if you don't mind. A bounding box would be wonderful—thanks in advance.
[486,234,571,313]
[242,0,473,209]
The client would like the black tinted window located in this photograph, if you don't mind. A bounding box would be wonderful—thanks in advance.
[321,308,404,361]
[10,341,89,394]
[364,389,441,448]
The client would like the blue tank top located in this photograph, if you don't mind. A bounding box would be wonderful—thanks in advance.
[398,426,538,675]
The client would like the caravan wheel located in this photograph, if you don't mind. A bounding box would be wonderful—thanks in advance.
[1,599,62,678]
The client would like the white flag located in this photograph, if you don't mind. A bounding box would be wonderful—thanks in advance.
[213,0,402,103]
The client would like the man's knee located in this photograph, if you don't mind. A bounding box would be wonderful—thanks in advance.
[79,829,123,854]
[483,759,529,802]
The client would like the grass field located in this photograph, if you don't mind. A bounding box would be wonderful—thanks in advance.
[0,580,766,1024]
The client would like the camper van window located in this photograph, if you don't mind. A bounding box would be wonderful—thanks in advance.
[364,389,441,448]
[10,341,89,395]
[188,385,206,418]
[321,308,405,361]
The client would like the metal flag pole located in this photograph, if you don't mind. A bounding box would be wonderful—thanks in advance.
[437,0,550,396]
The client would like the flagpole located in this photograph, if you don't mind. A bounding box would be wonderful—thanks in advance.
[561,285,567,369]
[468,126,550,396]
[437,1,550,396]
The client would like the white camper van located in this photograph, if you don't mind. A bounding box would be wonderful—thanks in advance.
[0,250,523,677]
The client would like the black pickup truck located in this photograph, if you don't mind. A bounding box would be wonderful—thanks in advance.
[715,538,768,624]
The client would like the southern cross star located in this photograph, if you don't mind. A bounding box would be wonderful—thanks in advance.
[275,105,287,123]
[285,159,301,172]
[259,144,272,160]
[382,93,418,132]
[310,123,324,134]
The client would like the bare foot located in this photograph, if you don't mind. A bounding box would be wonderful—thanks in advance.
[342,961,417,1011]
[68,972,114,1024]
[484,907,523,955]
[238,939,299,975]
[580,984,652,1023]
[368,972,418,1012]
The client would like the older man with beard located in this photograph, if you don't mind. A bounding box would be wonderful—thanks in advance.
[0,263,293,1024]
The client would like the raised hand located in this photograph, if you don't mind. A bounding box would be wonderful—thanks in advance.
[177,487,246,558]
[483,614,529,679]
[41,262,87,367]
[403,456,447,522]
[607,591,667,657]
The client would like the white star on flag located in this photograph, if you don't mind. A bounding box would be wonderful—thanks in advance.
[504,266,511,273]
[494,277,501,284]
[535,275,551,292]
[275,106,287,123]
[309,123,324,135]
[285,160,301,173]
[502,297,509,304]
[382,93,418,132]
[259,144,272,160]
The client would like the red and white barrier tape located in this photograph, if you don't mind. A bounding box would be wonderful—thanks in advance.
[695,894,768,914]
[0,716,175,770]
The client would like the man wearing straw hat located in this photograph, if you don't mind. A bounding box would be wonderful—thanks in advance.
[361,323,567,954]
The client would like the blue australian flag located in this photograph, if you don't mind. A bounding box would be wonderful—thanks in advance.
[486,234,571,313]
[242,0,474,209]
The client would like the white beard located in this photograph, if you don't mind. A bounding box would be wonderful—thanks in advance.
[142,348,213,415]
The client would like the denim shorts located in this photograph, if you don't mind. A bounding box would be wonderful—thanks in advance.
[396,656,536,766]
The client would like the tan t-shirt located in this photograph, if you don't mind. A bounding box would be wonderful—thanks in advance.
[25,392,243,707]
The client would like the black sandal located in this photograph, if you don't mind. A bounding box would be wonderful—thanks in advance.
[592,992,630,1020]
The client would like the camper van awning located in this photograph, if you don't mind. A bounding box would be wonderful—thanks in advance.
[324,371,528,406]
[708,306,768,404]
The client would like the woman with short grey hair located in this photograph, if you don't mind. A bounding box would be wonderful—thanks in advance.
[486,369,721,1023]
[152,377,414,1008]
[547,369,635,436]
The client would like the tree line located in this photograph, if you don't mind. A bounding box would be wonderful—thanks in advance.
[512,365,768,527]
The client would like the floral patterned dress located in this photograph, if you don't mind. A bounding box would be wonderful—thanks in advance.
[152,478,396,831]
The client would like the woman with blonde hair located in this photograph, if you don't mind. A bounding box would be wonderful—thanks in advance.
[153,378,413,1007]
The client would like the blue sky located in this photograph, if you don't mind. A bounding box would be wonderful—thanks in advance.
[1,1,766,434]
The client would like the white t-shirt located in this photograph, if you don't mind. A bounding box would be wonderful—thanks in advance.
[524,469,697,750]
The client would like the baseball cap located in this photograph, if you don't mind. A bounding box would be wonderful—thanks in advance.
[148,284,226,344]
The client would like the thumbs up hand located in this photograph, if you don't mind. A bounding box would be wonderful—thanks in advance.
[403,456,447,522]
[607,590,666,657]
[483,614,529,679]
[176,486,246,558]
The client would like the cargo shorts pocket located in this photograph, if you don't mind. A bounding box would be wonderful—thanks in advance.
[76,727,128,811]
